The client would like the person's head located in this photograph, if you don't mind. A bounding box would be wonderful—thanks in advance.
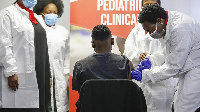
[91,25,114,53]
[142,0,161,7]
[16,0,37,8]
[33,0,64,26]
[138,4,167,39]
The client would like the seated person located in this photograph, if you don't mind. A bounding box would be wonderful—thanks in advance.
[72,24,133,92]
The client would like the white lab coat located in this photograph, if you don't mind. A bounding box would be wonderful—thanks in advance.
[124,23,178,112]
[142,11,200,112]
[0,4,39,108]
[37,16,70,112]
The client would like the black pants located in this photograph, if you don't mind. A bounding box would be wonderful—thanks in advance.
[196,107,200,112]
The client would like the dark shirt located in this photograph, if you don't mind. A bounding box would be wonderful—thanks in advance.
[72,52,130,91]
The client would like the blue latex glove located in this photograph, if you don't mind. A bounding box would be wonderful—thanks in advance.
[131,70,142,81]
[138,58,152,71]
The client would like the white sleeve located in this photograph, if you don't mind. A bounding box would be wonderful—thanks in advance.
[0,13,17,77]
[63,29,70,76]
[142,30,192,83]
[146,48,165,67]
[124,28,143,68]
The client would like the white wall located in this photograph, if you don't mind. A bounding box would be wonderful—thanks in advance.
[161,0,200,22]
[0,0,70,31]
[57,0,70,31]
[0,0,16,9]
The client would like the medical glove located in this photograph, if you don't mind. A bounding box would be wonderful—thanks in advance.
[138,58,152,70]
[131,70,142,81]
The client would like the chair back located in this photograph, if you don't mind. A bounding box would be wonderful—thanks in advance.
[76,79,147,112]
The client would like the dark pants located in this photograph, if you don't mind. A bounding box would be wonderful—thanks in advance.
[195,107,200,112]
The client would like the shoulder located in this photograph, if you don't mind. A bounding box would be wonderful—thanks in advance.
[56,24,69,34]
[55,24,69,39]
[130,23,144,33]
[0,5,15,13]
[127,23,145,39]
[0,5,17,27]
[169,11,195,29]
[110,53,129,61]
[75,54,94,65]
[0,5,15,18]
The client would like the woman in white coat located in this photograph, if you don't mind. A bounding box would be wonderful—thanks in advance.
[0,0,51,111]
[135,4,200,112]
[34,0,69,111]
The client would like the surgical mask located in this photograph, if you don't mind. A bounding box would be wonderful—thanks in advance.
[22,0,37,8]
[43,14,58,26]
[150,23,165,39]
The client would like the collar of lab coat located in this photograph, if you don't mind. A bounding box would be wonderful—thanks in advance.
[35,15,46,28]
[14,3,37,21]
[163,11,171,43]
[45,24,57,30]
[48,24,57,29]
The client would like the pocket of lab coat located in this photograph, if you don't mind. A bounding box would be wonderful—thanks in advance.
[2,85,15,108]
[16,61,25,74]
[16,61,26,85]
[15,88,39,108]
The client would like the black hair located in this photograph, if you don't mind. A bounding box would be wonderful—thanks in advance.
[91,25,112,41]
[33,0,64,17]
[142,0,161,6]
[138,4,167,24]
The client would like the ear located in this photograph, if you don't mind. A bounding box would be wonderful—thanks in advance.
[157,18,162,24]
[111,38,114,45]
[91,41,95,48]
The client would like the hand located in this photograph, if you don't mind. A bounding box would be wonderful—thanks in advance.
[8,74,19,91]
[131,70,142,81]
[138,58,152,70]
[50,78,52,86]
[139,53,148,61]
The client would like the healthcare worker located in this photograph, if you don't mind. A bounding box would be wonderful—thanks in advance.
[0,0,51,111]
[34,0,69,111]
[132,4,200,112]
[124,0,178,112]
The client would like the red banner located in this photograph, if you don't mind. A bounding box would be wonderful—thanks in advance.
[70,0,142,39]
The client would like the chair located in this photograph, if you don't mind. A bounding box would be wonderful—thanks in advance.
[76,79,147,112]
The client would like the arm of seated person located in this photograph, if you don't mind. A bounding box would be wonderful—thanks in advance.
[128,61,134,80]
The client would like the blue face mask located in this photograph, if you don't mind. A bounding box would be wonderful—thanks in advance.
[23,0,37,8]
[43,14,58,26]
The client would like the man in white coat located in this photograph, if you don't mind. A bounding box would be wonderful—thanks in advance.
[133,4,200,112]
[0,0,51,111]
[124,0,178,112]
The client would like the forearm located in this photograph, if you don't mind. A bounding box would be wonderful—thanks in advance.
[1,37,17,77]
[0,14,17,77]
[142,64,179,83]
